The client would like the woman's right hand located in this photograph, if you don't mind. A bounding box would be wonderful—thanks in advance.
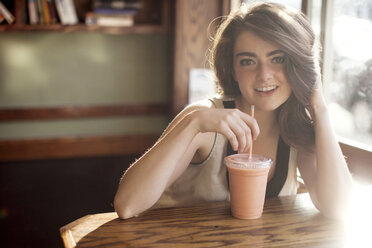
[191,108,260,153]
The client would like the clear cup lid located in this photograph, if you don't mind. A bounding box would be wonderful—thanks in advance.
[224,154,272,169]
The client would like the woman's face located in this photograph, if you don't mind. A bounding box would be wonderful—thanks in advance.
[233,30,292,111]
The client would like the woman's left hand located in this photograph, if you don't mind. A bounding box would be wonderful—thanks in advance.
[309,65,328,118]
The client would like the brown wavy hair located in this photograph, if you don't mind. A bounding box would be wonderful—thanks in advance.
[209,2,319,150]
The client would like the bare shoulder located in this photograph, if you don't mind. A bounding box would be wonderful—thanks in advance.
[186,99,216,111]
[174,99,216,122]
[161,99,215,138]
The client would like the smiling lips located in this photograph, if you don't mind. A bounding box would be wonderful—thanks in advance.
[254,85,279,95]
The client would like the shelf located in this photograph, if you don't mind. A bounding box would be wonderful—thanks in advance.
[0,23,168,34]
[0,134,160,161]
[1,0,170,34]
[0,103,169,160]
[0,103,169,121]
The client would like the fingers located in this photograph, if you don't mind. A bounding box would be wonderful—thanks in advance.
[219,109,260,153]
[229,117,251,153]
[220,123,239,152]
[239,111,260,140]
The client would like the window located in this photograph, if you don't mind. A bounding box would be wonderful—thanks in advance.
[315,0,372,147]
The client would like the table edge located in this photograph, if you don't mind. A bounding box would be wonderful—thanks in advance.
[60,214,93,248]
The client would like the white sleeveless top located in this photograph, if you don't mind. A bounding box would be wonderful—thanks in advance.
[154,97,299,209]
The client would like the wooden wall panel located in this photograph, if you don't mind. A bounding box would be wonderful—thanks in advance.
[0,134,159,161]
[0,104,168,121]
[0,104,167,161]
[172,0,226,115]
[340,142,372,184]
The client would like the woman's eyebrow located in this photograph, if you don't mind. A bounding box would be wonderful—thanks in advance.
[235,49,284,58]
[267,49,285,56]
[235,52,256,58]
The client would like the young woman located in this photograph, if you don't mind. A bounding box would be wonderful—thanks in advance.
[114,2,354,219]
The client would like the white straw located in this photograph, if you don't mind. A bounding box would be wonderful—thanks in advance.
[249,105,255,159]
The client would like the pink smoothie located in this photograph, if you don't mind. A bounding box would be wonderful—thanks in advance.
[225,154,272,219]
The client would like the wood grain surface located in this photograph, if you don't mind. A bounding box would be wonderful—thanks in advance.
[60,191,372,248]
[172,0,223,115]
[0,134,159,161]
[0,104,168,121]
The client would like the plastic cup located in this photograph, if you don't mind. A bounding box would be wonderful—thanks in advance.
[225,154,273,219]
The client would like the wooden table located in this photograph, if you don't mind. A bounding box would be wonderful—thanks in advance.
[60,186,372,247]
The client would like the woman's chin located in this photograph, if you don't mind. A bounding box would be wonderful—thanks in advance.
[254,103,283,112]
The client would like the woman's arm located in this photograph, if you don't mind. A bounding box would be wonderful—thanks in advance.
[297,77,354,219]
[114,100,259,219]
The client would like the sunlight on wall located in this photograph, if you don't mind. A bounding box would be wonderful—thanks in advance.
[0,33,171,107]
[3,40,49,96]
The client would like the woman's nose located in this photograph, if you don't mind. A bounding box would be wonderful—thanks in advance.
[258,64,273,82]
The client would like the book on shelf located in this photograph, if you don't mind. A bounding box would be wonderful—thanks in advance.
[0,1,15,24]
[42,0,51,24]
[36,0,45,24]
[46,0,57,24]
[93,0,142,10]
[93,8,138,16]
[91,0,140,20]
[85,12,134,27]
[15,0,28,24]
[28,0,39,24]
[55,0,78,25]
[86,0,140,28]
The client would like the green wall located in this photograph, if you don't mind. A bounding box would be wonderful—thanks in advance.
[0,32,171,139]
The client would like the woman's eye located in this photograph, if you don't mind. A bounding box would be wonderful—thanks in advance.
[239,59,255,66]
[272,56,285,64]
